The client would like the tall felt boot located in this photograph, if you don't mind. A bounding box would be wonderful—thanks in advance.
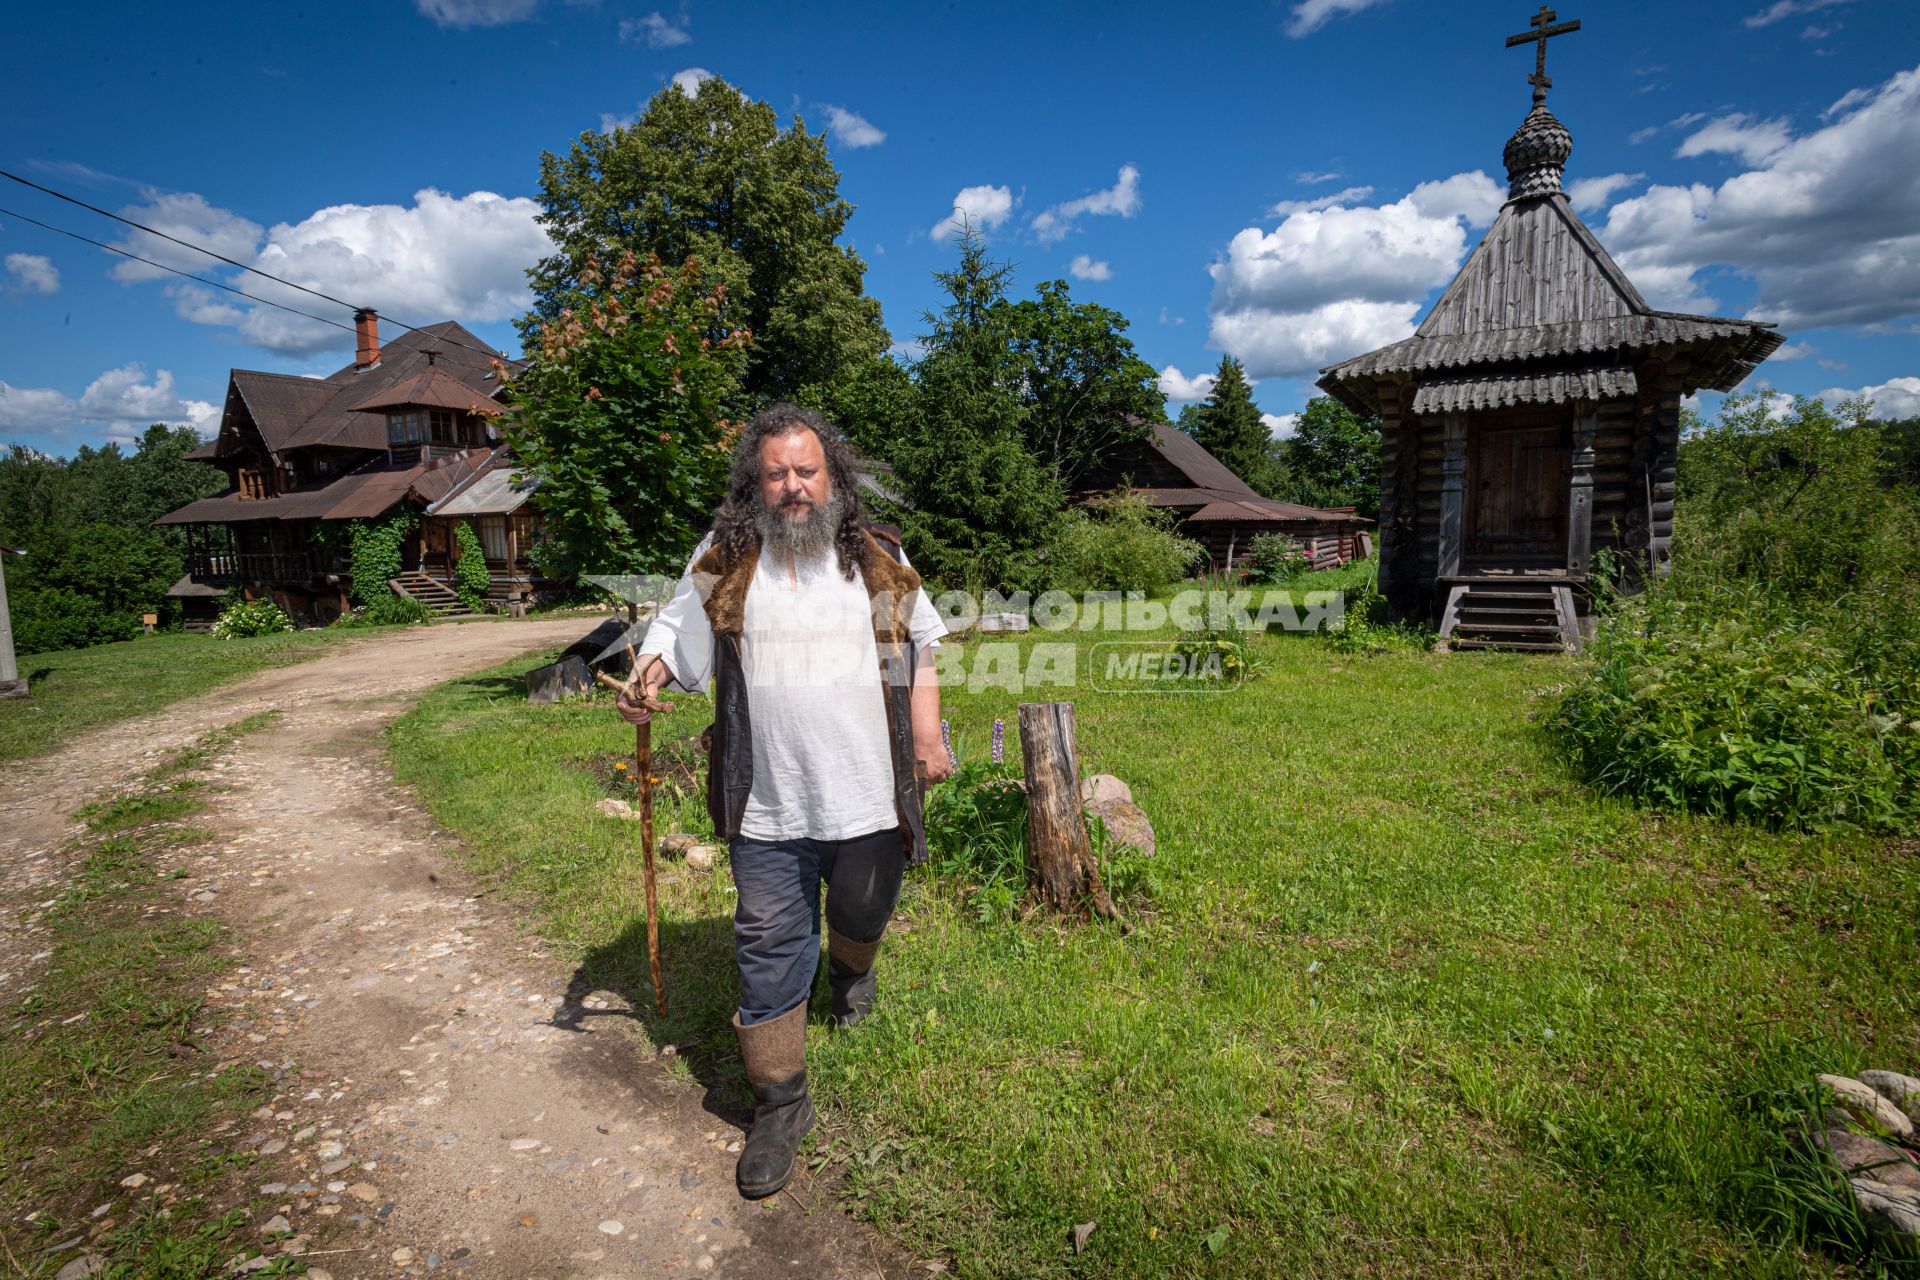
[732,1002,813,1199]
[827,927,883,1029]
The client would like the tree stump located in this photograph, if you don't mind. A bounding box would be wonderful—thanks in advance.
[1017,702,1119,920]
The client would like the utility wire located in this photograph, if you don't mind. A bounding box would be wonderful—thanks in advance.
[0,202,360,337]
[0,167,515,363]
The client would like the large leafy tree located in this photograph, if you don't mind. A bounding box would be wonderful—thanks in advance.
[1185,356,1268,486]
[1269,395,1381,518]
[885,227,1062,591]
[503,253,751,579]
[1003,280,1161,489]
[525,77,887,406]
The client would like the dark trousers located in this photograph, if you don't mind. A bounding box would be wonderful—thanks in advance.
[730,827,904,1026]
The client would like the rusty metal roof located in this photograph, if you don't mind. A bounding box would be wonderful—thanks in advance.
[348,367,506,415]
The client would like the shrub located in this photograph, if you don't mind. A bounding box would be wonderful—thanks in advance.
[453,520,490,613]
[1550,394,1920,834]
[1246,532,1311,583]
[211,598,293,639]
[1048,489,1201,593]
[348,512,418,605]
[11,586,141,655]
[330,593,433,629]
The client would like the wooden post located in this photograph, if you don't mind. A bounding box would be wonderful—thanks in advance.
[1016,702,1118,921]
[0,548,24,699]
[1437,414,1468,579]
[1567,405,1597,577]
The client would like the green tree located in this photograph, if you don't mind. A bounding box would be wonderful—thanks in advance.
[1270,395,1382,518]
[0,444,69,549]
[1186,356,1268,486]
[1002,280,1161,489]
[526,77,887,406]
[886,226,1062,591]
[504,252,750,579]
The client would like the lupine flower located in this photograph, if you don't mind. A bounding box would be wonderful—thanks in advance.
[940,719,953,763]
[990,719,1005,764]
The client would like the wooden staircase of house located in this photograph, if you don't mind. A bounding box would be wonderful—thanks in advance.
[1437,579,1581,653]
[390,571,476,618]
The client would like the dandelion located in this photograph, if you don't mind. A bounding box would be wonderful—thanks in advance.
[990,719,1005,764]
[614,761,628,772]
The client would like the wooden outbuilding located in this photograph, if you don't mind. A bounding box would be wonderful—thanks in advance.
[1316,8,1783,650]
[1075,422,1373,573]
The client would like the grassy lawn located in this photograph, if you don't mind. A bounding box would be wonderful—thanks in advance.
[0,629,373,762]
[0,715,305,1277]
[385,590,1920,1278]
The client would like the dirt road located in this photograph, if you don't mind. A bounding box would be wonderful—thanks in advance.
[0,619,911,1279]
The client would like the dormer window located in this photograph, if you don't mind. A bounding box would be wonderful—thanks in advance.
[388,410,427,446]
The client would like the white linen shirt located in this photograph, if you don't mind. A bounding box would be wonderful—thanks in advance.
[636,535,947,842]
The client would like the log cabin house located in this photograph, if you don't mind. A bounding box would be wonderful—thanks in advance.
[1315,11,1781,651]
[1074,421,1373,573]
[154,312,550,627]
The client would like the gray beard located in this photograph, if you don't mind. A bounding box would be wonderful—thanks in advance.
[754,487,847,564]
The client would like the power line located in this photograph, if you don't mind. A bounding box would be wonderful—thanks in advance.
[0,167,514,364]
[0,202,360,337]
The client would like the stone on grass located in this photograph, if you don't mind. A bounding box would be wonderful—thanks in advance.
[684,846,718,872]
[118,1174,148,1190]
[1820,1073,1915,1141]
[55,1258,104,1280]
[661,833,700,855]
[1079,774,1132,805]
[1861,1071,1920,1126]
[595,799,637,821]
[1087,797,1154,858]
[1810,1128,1920,1193]
[259,1215,292,1237]
[1850,1178,1920,1242]
[526,656,592,705]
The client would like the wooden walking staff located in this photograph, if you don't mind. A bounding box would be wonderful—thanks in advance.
[595,646,666,1017]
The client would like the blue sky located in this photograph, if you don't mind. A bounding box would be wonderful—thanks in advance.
[2,0,1918,456]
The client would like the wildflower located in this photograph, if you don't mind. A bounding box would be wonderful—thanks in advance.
[990,719,1005,764]
[940,719,952,763]
[614,761,628,771]
[649,776,661,784]
[587,386,603,400]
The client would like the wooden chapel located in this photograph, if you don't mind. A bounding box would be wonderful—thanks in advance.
[1316,7,1785,651]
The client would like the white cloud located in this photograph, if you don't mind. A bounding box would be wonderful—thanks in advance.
[1158,306,1185,327]
[1158,366,1217,403]
[415,0,539,28]
[4,253,59,294]
[1270,185,1374,216]
[1263,412,1300,438]
[1293,170,1344,185]
[1284,0,1391,37]
[109,188,551,359]
[1600,62,1920,329]
[1031,165,1141,243]
[671,67,713,96]
[107,191,265,285]
[1676,113,1794,165]
[1068,255,1112,281]
[1566,172,1646,212]
[1815,376,1920,417]
[1744,0,1848,27]
[1207,173,1495,380]
[0,364,220,444]
[932,184,1014,242]
[1405,171,1504,229]
[1771,341,1814,360]
[821,105,885,149]
[620,11,690,47]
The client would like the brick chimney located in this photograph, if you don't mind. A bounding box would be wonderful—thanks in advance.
[354,308,380,369]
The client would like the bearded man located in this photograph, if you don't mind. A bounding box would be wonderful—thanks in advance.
[617,403,952,1200]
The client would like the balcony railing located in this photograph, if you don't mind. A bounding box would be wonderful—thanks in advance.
[186,551,349,584]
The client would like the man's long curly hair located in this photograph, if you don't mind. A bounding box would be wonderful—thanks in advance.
[709,403,868,579]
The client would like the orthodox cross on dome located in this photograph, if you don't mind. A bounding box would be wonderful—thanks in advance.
[1506,5,1581,107]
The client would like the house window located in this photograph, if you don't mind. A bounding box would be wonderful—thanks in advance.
[387,410,426,445]
[477,516,509,561]
[430,409,458,444]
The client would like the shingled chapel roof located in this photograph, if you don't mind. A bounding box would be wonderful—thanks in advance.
[1317,98,1783,417]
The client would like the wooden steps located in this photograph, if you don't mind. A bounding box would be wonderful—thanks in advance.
[390,571,477,618]
[1437,580,1580,653]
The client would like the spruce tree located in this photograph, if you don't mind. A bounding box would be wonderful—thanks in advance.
[1190,356,1268,486]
